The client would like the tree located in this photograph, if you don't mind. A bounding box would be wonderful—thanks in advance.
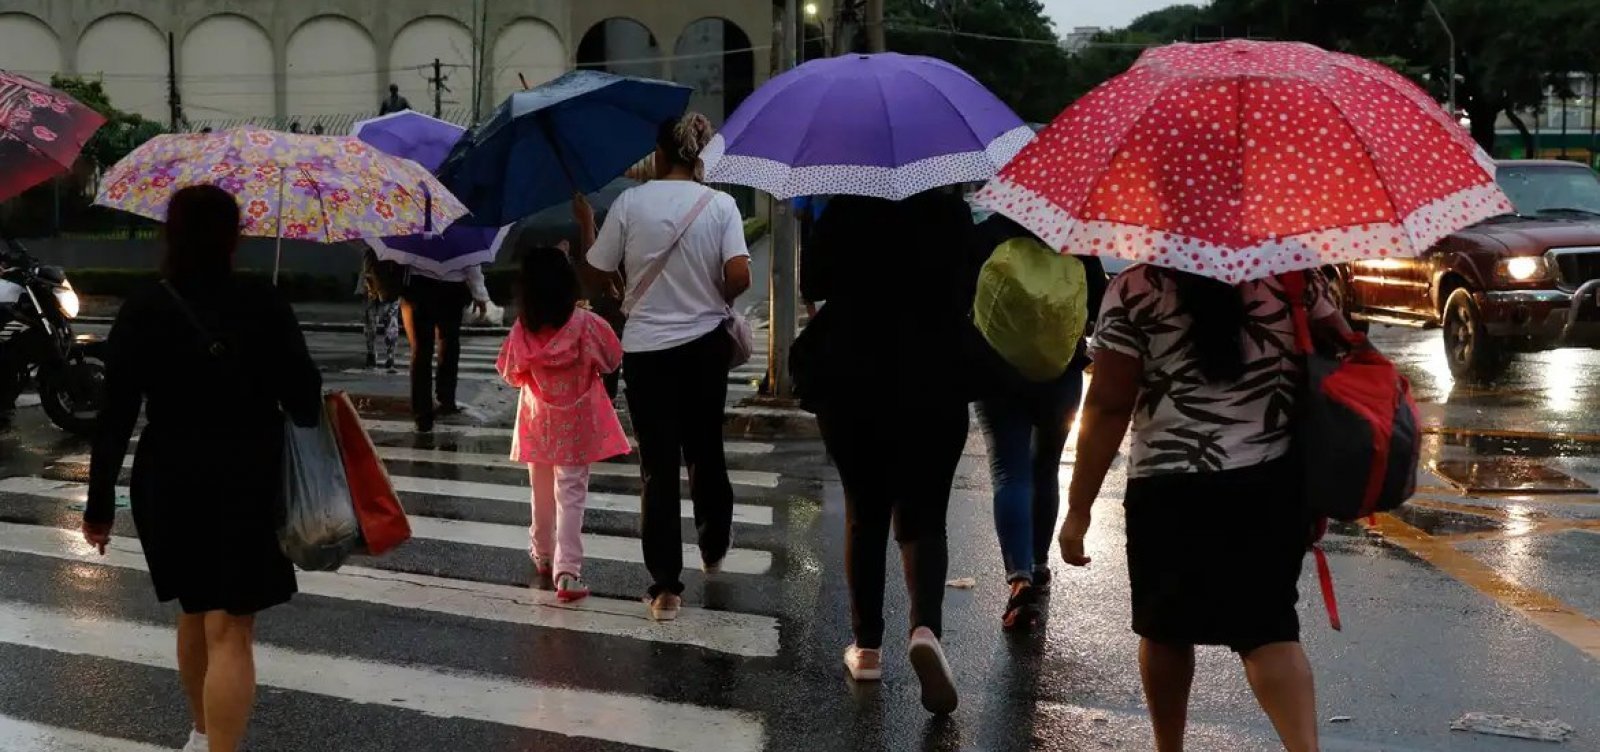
[884,0,1075,123]
[47,75,165,179]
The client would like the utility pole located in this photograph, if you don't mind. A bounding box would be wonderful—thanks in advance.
[428,58,449,119]
[767,0,801,399]
[1425,0,1456,117]
[166,32,183,130]
[865,0,886,53]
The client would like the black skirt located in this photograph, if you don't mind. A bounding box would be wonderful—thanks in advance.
[1124,456,1309,653]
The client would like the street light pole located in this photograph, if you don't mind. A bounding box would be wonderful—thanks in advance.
[1425,0,1457,116]
[767,0,801,398]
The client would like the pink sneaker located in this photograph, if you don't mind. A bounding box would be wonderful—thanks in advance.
[555,573,590,603]
[843,645,882,681]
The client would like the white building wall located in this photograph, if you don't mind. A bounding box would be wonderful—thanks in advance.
[181,14,275,122]
[0,13,61,78]
[389,16,474,118]
[492,17,565,102]
[286,15,380,122]
[77,13,168,122]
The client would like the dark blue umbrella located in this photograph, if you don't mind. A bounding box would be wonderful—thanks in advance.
[439,70,693,227]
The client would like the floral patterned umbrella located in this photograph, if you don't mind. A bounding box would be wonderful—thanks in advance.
[975,40,1513,283]
[0,71,106,203]
[95,126,469,279]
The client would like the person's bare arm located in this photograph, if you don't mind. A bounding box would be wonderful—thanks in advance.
[572,193,597,253]
[1059,349,1141,567]
[723,256,751,303]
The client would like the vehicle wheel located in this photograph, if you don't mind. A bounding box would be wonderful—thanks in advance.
[1441,288,1510,382]
[39,357,105,437]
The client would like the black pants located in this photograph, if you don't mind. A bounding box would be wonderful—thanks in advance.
[819,398,969,650]
[623,329,734,597]
[400,276,468,423]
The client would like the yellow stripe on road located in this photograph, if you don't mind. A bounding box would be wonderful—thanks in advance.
[1367,514,1600,660]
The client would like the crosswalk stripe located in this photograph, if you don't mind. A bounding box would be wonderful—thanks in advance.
[0,520,779,658]
[391,475,775,526]
[407,515,773,574]
[0,713,167,752]
[66,449,783,490]
[369,446,784,489]
[0,599,765,752]
[0,478,774,575]
[358,419,777,456]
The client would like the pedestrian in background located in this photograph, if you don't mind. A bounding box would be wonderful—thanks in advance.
[497,243,628,603]
[798,190,983,715]
[973,215,1105,631]
[399,260,489,432]
[584,113,751,622]
[379,84,411,116]
[83,185,322,752]
[356,246,401,372]
[1060,265,1346,752]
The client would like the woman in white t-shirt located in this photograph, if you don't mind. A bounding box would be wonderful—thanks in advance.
[584,113,752,621]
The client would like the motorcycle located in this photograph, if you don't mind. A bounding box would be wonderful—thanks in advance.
[0,237,104,436]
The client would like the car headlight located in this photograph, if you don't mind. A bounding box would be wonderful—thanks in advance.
[1496,256,1551,283]
[53,284,80,319]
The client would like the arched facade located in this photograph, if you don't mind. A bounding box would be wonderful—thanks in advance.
[673,17,755,127]
[0,2,820,127]
[181,14,274,123]
[389,15,474,118]
[285,15,379,123]
[0,13,61,78]
[493,17,565,101]
[78,13,167,122]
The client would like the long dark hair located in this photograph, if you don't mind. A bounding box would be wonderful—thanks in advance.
[162,184,240,285]
[1171,270,1247,384]
[516,244,579,332]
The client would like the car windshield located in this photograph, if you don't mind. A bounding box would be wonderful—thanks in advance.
[1496,164,1600,217]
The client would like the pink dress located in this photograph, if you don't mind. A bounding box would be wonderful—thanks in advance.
[496,309,630,466]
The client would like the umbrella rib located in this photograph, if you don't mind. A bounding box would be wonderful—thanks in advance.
[1065,74,1189,228]
[1306,79,1408,244]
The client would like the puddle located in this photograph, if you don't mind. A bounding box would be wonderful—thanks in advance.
[1432,457,1597,495]
[1390,504,1504,537]
[1435,430,1600,459]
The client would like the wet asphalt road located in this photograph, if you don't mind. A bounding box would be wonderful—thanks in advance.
[0,323,1598,751]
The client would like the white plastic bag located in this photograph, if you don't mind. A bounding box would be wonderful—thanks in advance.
[463,300,504,327]
[278,403,360,572]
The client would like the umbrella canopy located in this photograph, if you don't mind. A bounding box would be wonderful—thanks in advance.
[701,53,1032,200]
[96,126,467,243]
[350,110,465,173]
[438,70,692,226]
[0,72,106,203]
[352,112,507,275]
[975,40,1512,283]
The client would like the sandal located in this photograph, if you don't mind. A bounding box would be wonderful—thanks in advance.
[1001,580,1039,632]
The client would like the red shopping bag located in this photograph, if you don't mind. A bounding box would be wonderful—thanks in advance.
[326,392,411,555]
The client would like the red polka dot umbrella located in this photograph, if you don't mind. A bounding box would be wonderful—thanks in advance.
[974,40,1513,283]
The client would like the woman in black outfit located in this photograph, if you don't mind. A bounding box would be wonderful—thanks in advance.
[802,190,982,715]
[82,185,322,752]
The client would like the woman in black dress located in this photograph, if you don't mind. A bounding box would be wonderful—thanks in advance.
[82,185,322,752]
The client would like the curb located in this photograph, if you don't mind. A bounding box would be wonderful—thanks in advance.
[79,316,512,337]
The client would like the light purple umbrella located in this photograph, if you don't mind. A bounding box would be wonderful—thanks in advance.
[701,53,1032,200]
[350,112,510,274]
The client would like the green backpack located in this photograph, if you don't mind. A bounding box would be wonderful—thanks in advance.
[973,237,1088,382]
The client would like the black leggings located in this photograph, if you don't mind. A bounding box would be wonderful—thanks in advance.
[820,399,969,650]
[400,276,468,421]
[623,329,734,597]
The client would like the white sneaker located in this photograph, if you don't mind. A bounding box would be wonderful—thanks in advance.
[908,627,958,714]
[649,592,681,622]
[181,730,209,752]
[843,645,882,681]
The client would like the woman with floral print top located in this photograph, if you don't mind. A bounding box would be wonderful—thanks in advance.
[1056,264,1344,752]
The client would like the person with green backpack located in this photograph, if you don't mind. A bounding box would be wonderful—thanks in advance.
[971,215,1105,632]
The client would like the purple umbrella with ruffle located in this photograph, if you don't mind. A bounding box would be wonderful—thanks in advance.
[351,111,508,275]
[700,53,1032,200]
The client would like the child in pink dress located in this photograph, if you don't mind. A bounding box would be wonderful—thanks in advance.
[496,245,630,602]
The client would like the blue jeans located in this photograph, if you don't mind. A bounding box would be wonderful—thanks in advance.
[976,369,1085,583]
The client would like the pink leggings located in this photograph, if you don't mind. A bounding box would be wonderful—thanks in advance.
[528,464,591,578]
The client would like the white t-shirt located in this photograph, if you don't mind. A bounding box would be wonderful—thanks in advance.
[586,181,750,353]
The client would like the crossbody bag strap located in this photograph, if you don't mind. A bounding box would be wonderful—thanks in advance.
[160,280,228,359]
[621,187,717,318]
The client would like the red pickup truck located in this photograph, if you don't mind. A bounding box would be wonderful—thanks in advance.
[1333,160,1600,381]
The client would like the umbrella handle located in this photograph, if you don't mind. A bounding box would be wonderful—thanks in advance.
[273,174,286,285]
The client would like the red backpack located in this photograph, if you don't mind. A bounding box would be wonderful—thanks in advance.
[1283,272,1422,629]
